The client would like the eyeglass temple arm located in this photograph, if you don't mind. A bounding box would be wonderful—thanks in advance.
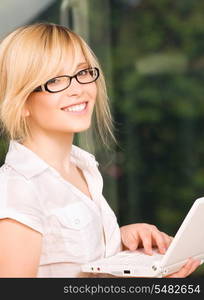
[34,85,46,92]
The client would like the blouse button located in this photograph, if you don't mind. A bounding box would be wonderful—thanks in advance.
[74,218,80,225]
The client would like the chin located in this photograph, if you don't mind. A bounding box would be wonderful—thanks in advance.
[70,122,92,133]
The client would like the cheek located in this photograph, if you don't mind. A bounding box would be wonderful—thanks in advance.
[26,95,57,122]
[88,84,97,102]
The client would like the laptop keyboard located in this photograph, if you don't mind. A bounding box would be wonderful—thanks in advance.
[92,250,163,267]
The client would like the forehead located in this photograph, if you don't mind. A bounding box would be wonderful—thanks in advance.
[30,30,93,84]
[58,45,88,74]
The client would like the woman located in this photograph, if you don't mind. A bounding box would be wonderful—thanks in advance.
[0,23,200,277]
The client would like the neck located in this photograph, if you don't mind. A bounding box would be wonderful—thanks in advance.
[22,132,74,174]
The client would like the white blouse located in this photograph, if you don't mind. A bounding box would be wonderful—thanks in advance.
[0,140,122,277]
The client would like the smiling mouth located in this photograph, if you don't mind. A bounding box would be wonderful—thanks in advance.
[61,101,88,112]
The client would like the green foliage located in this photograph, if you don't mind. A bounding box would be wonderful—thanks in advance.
[105,0,204,277]
[109,0,204,238]
[0,136,8,166]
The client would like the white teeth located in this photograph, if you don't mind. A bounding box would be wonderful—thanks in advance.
[63,103,86,112]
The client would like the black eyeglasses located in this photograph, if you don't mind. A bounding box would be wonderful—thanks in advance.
[33,67,100,93]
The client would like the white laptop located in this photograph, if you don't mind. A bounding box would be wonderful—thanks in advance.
[81,197,204,277]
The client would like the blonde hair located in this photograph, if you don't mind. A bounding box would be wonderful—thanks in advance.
[0,23,115,149]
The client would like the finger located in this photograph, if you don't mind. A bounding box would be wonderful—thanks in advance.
[123,231,140,251]
[159,232,174,251]
[151,230,168,254]
[167,259,200,278]
[139,231,153,255]
[168,259,193,278]
[161,232,174,247]
[184,259,201,277]
[128,235,140,251]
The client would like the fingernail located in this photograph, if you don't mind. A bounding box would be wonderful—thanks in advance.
[147,250,153,255]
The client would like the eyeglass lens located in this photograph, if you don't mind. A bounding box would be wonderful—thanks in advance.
[46,68,99,92]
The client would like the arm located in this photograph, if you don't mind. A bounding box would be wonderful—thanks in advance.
[0,218,42,277]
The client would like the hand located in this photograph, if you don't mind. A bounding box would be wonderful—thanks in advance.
[166,258,201,278]
[120,223,173,255]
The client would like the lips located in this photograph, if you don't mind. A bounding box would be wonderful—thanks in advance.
[61,101,88,112]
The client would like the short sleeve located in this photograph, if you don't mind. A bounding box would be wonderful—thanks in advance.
[0,173,44,234]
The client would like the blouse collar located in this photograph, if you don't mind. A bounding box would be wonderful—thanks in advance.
[5,140,98,179]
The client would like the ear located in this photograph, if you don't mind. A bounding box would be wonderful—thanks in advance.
[22,105,30,117]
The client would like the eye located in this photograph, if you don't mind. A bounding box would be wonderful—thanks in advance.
[77,69,89,77]
[47,78,60,85]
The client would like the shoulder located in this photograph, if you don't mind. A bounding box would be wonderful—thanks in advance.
[0,163,32,184]
[0,164,44,234]
[0,163,39,204]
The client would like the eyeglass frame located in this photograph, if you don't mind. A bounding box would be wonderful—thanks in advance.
[33,67,100,93]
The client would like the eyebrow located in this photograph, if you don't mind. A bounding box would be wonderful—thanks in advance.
[56,62,89,77]
[71,62,89,75]
[75,62,89,69]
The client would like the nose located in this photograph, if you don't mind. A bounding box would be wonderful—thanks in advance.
[66,77,83,96]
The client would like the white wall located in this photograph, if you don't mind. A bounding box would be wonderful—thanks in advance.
[0,0,55,38]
